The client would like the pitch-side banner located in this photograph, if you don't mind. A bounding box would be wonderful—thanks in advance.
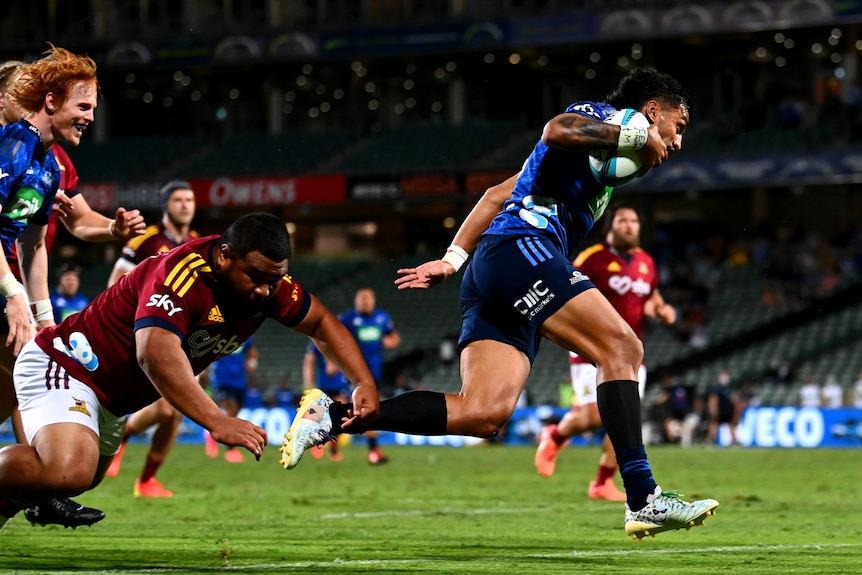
[5,406,859,448]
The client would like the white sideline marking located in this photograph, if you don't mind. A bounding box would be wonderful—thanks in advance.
[8,543,862,573]
[321,506,549,519]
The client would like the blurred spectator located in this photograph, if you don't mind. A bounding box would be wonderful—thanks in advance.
[244,378,265,410]
[49,263,88,323]
[821,374,844,408]
[769,357,796,386]
[798,375,822,408]
[656,374,698,447]
[706,370,742,445]
[272,376,296,409]
[853,373,862,409]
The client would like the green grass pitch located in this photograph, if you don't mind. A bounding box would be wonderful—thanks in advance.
[1,443,860,574]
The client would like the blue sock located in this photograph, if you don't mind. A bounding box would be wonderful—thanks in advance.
[617,446,657,511]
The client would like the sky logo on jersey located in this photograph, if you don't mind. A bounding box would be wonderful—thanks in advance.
[146,294,184,317]
[514,280,555,318]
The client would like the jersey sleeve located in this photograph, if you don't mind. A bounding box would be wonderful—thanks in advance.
[131,261,197,340]
[269,275,312,327]
[52,145,80,197]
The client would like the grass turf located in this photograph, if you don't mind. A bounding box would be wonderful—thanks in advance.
[1,443,860,574]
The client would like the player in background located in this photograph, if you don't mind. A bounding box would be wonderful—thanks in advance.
[284,68,719,541]
[202,337,259,462]
[49,263,89,324]
[0,51,144,528]
[104,180,197,497]
[534,204,676,502]
[0,212,380,531]
[303,341,349,460]
[338,287,400,464]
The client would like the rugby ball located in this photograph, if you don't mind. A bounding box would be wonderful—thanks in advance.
[589,109,649,187]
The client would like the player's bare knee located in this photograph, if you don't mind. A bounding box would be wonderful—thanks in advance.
[44,467,94,496]
[472,410,509,438]
[154,401,177,422]
[586,406,603,428]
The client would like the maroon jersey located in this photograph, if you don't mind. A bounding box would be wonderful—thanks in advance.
[35,235,310,415]
[574,242,657,340]
[119,221,200,265]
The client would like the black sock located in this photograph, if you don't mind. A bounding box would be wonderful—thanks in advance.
[367,435,378,450]
[330,390,448,435]
[597,380,656,510]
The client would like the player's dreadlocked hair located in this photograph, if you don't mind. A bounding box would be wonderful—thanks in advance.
[222,212,292,262]
[605,68,692,119]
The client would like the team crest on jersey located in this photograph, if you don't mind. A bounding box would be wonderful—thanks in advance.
[69,399,91,417]
[639,262,650,274]
[208,305,224,322]
[607,261,622,272]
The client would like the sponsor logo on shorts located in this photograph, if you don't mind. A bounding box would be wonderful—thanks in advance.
[69,399,91,417]
[514,279,555,318]
[570,270,589,285]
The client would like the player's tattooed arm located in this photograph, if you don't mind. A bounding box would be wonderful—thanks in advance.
[542,113,619,152]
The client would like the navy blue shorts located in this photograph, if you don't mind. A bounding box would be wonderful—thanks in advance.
[215,386,246,407]
[458,234,595,364]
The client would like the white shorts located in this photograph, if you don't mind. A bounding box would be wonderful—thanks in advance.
[569,354,647,406]
[14,339,125,456]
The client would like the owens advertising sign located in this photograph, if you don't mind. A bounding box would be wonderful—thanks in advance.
[188,175,347,208]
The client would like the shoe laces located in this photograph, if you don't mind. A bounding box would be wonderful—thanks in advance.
[317,428,337,444]
[50,497,83,513]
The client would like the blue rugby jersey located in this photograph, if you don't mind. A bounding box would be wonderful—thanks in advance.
[0,120,59,254]
[338,307,396,382]
[484,100,619,259]
[210,337,254,391]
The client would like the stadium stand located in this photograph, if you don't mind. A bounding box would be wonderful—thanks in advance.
[325,120,522,175]
[176,131,352,178]
[66,136,201,183]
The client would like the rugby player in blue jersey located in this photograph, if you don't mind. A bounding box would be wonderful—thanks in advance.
[283,68,719,540]
[0,47,143,529]
[337,287,400,464]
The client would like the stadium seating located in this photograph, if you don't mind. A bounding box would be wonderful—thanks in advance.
[176,131,352,178]
[67,136,201,183]
[325,120,522,175]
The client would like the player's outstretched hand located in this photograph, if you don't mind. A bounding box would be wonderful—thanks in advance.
[115,207,147,239]
[52,190,75,217]
[395,260,455,290]
[210,419,268,461]
[5,296,35,356]
[343,384,380,429]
